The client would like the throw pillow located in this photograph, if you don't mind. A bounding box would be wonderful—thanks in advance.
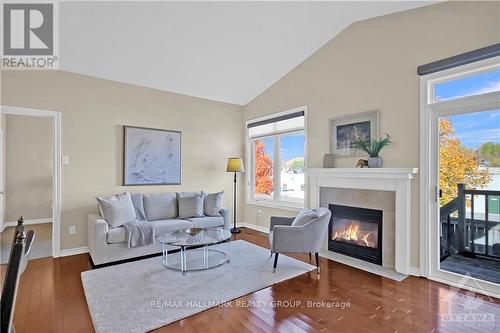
[176,191,202,198]
[96,192,137,228]
[291,208,319,227]
[178,193,204,219]
[203,191,224,216]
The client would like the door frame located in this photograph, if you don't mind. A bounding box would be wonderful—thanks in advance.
[1,105,62,258]
[419,56,500,298]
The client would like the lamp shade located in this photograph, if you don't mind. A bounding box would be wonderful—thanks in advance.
[226,158,245,173]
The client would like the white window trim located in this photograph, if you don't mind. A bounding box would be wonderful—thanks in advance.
[420,56,500,298]
[246,106,308,211]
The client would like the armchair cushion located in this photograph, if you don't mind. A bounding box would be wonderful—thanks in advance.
[291,208,319,226]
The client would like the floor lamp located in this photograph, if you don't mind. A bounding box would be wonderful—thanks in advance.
[226,158,245,234]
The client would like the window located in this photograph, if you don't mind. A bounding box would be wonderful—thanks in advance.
[247,108,306,208]
[432,68,500,103]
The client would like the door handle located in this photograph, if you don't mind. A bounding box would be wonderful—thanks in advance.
[432,186,439,202]
[0,191,4,195]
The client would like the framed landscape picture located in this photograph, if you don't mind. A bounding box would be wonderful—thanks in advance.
[123,126,181,185]
[329,110,380,156]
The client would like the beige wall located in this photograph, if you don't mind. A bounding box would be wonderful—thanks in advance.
[242,1,500,268]
[1,71,243,250]
[5,114,53,222]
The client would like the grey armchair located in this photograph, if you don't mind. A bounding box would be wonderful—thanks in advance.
[269,207,331,273]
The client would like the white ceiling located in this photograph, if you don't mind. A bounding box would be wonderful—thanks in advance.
[60,1,435,105]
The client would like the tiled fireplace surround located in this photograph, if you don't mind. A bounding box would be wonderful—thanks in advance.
[307,168,418,281]
[322,188,394,267]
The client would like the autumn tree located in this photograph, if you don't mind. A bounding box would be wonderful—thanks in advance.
[255,140,273,194]
[439,118,491,206]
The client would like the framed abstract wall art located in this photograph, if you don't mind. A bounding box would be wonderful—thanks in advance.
[123,126,181,185]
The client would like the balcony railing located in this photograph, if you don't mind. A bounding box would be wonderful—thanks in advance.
[440,183,500,261]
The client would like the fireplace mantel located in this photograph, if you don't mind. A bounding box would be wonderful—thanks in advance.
[307,168,418,179]
[306,167,418,278]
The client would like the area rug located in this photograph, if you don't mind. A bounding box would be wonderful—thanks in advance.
[81,240,315,333]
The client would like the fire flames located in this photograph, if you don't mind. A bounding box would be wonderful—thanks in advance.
[332,223,375,247]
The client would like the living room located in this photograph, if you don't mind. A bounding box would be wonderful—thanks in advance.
[1,1,499,332]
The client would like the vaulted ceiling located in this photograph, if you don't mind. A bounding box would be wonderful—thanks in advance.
[60,1,435,105]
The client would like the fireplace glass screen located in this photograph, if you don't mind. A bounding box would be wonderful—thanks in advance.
[331,218,379,248]
[328,204,383,265]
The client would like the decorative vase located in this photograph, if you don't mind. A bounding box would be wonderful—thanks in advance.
[368,157,383,168]
[323,154,335,168]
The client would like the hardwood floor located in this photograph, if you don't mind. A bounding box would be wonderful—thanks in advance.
[2,227,499,333]
[1,223,53,264]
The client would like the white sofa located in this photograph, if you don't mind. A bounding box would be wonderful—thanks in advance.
[88,192,230,265]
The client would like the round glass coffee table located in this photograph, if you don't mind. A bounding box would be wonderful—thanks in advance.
[157,227,231,275]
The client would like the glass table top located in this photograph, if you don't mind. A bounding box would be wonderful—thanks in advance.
[157,227,231,247]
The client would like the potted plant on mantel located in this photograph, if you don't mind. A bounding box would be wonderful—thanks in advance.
[354,133,392,168]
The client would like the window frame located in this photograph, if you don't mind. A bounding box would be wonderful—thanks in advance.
[428,62,500,104]
[419,55,500,296]
[246,106,307,211]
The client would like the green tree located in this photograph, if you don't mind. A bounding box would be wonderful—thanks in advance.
[478,142,500,167]
[289,158,304,171]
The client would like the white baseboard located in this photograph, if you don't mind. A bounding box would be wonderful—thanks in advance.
[408,266,421,277]
[1,218,52,232]
[239,223,269,234]
[60,246,89,257]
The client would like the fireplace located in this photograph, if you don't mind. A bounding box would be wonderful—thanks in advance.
[328,204,383,265]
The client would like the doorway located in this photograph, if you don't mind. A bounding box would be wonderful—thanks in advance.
[438,109,500,284]
[420,57,500,297]
[0,106,61,260]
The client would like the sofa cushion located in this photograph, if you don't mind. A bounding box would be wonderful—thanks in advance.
[178,193,204,219]
[291,208,319,227]
[96,192,136,228]
[203,191,224,217]
[130,193,146,221]
[150,219,193,236]
[106,219,193,244]
[143,193,178,221]
[187,216,224,229]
